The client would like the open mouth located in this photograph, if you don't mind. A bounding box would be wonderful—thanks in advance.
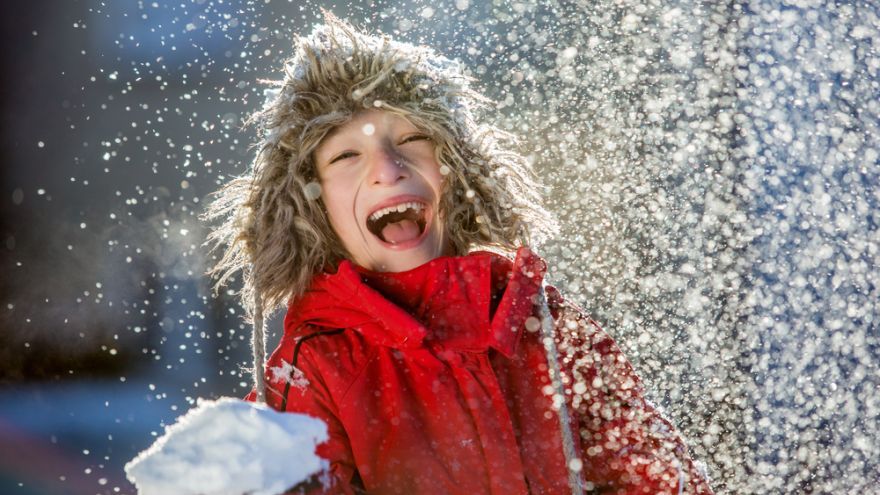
[366,201,428,245]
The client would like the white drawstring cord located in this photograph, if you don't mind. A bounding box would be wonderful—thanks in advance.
[536,284,584,495]
[253,292,267,403]
[677,463,685,495]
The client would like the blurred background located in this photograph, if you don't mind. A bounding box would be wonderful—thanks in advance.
[1,0,877,494]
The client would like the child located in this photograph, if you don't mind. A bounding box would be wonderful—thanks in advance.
[206,14,713,495]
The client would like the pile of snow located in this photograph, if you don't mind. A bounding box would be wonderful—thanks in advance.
[125,397,327,495]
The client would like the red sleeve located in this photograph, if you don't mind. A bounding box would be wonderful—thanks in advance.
[549,289,713,494]
[246,333,363,495]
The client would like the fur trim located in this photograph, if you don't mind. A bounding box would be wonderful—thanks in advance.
[204,13,557,319]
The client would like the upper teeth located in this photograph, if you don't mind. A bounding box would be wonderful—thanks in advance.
[369,202,424,222]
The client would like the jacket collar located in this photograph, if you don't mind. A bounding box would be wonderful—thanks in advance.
[284,247,546,357]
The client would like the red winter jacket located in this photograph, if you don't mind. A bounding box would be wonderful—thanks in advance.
[249,248,713,494]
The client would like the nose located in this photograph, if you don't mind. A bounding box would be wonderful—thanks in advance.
[367,148,409,186]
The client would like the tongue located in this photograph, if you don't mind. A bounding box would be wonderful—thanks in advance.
[381,219,421,244]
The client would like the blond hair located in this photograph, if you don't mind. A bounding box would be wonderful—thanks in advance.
[204,13,556,322]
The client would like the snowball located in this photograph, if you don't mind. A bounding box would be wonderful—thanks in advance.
[125,398,328,495]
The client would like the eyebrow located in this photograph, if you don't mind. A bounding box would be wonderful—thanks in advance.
[316,134,348,162]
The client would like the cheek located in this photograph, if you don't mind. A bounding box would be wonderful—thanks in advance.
[320,183,354,229]
[417,157,445,195]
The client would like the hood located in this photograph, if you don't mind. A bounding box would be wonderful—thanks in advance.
[259,14,483,150]
[284,247,546,357]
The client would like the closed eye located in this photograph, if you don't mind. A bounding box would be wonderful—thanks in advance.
[328,151,358,164]
[399,134,431,145]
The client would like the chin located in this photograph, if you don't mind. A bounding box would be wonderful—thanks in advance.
[364,231,448,273]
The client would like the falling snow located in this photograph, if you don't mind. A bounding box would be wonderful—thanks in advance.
[269,360,310,390]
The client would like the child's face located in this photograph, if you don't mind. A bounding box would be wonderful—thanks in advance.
[314,110,451,272]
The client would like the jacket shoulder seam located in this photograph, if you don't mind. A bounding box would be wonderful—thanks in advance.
[291,328,347,367]
[280,327,346,411]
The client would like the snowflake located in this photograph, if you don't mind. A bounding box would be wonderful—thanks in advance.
[269,361,310,391]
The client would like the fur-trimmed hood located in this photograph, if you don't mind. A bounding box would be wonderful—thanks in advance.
[206,13,555,320]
